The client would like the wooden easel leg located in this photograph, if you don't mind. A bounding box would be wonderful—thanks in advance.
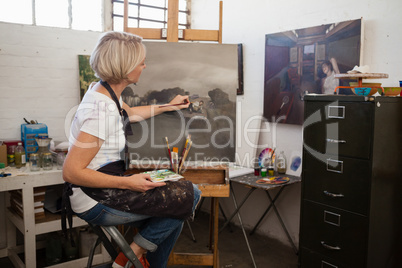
[208,198,214,250]
[213,197,220,268]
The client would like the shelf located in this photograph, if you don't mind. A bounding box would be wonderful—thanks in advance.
[7,207,87,235]
[335,73,388,79]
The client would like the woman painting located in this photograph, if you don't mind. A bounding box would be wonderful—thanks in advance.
[62,31,201,268]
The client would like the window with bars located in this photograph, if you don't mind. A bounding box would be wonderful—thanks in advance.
[112,0,190,31]
[0,0,102,31]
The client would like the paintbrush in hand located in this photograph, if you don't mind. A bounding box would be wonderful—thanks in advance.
[159,100,190,108]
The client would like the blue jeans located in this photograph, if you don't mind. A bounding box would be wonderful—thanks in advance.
[76,184,201,268]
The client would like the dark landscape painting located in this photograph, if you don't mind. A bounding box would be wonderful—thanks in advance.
[123,42,238,163]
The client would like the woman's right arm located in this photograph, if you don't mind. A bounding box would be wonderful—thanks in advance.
[63,131,165,192]
[330,58,340,74]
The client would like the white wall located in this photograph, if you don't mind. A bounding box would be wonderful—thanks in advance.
[191,0,402,246]
[1,0,402,250]
[0,23,101,141]
[0,23,102,250]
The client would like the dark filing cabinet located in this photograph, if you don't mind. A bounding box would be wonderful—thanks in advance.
[299,95,402,268]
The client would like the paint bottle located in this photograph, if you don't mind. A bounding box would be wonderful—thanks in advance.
[254,161,260,176]
[254,167,260,176]
[261,168,267,177]
[267,158,274,176]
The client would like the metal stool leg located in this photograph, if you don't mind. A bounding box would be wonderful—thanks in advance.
[87,223,144,268]
[186,220,197,242]
[102,226,144,268]
[87,236,103,268]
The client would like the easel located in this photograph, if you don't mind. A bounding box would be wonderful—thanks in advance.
[122,1,225,267]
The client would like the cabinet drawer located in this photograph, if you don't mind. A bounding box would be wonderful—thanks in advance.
[302,153,371,215]
[300,200,367,267]
[300,247,350,268]
[304,101,373,159]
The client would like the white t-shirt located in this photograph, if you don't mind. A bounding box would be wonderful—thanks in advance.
[322,71,339,94]
[69,88,125,213]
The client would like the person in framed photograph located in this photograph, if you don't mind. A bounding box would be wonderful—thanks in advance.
[321,58,340,94]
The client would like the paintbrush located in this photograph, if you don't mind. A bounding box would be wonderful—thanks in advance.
[178,134,191,168]
[172,147,179,173]
[165,137,174,170]
[179,140,192,174]
[158,101,191,108]
[270,148,276,160]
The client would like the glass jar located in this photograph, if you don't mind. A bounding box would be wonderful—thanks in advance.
[56,153,66,170]
[276,151,287,174]
[42,153,53,170]
[29,153,40,171]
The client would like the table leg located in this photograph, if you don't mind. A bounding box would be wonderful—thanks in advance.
[250,188,298,254]
[219,186,256,233]
[266,191,298,254]
[249,187,285,235]
[22,185,37,268]
[219,203,233,232]
[229,184,257,268]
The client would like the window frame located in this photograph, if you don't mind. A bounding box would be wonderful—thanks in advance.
[0,0,105,31]
[112,0,190,31]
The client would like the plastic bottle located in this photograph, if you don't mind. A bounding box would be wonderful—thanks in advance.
[14,142,26,168]
[276,151,287,174]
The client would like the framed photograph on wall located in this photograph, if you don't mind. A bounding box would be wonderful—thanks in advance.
[263,18,363,125]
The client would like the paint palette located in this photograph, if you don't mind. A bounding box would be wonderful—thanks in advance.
[256,176,290,185]
[258,148,276,167]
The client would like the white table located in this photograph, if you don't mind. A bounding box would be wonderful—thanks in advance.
[0,167,110,268]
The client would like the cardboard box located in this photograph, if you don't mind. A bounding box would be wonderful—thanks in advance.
[0,144,7,166]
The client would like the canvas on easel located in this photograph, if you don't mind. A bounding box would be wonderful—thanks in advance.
[124,41,238,163]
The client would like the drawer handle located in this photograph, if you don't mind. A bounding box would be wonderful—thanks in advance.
[327,159,343,173]
[326,138,346,144]
[328,105,345,119]
[323,191,344,198]
[321,241,341,251]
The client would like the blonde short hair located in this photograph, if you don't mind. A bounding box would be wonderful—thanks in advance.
[90,31,146,84]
